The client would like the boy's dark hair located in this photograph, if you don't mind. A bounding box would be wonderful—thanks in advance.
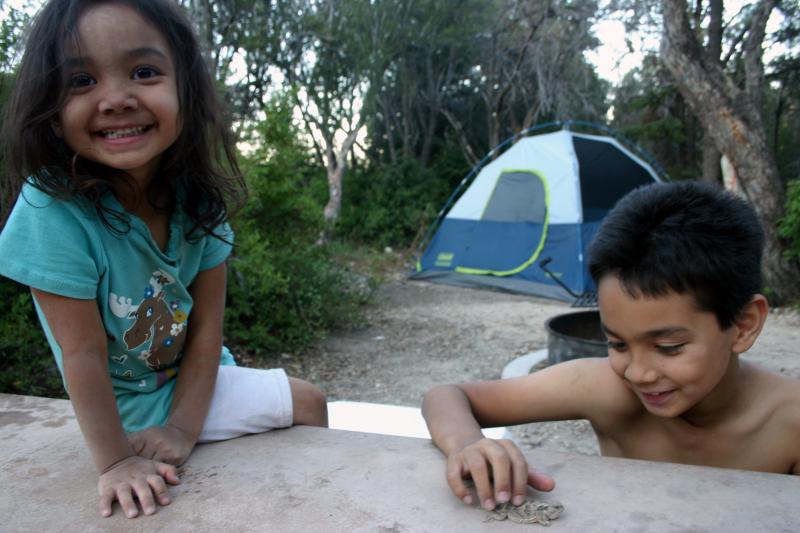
[588,180,764,329]
[1,0,245,236]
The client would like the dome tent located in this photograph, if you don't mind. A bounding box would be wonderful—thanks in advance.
[410,122,666,303]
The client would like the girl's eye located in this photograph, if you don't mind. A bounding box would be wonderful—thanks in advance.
[657,343,686,355]
[69,73,96,88]
[132,66,160,80]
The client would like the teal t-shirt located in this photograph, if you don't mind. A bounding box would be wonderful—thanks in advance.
[0,183,236,431]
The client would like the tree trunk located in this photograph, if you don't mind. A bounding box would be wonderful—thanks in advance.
[322,126,362,226]
[660,0,800,304]
[701,0,723,185]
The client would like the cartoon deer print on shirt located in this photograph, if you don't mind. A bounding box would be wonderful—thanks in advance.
[109,270,187,370]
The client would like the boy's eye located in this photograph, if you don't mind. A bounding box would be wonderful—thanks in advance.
[606,341,627,352]
[132,66,160,80]
[69,73,96,88]
[657,344,686,355]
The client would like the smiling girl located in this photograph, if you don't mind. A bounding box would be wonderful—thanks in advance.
[0,0,327,519]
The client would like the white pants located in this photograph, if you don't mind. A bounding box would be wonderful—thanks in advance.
[198,366,293,442]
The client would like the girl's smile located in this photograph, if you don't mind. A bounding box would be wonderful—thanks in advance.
[56,3,181,187]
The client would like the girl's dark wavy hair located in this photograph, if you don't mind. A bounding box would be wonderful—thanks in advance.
[1,0,246,238]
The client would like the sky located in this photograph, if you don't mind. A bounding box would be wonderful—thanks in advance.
[587,1,785,85]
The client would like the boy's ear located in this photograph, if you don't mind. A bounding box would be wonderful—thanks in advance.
[731,294,769,354]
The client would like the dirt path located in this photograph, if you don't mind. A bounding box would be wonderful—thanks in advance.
[286,274,800,456]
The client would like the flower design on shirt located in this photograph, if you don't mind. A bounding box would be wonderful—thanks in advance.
[122,269,186,370]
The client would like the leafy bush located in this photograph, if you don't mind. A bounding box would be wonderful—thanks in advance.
[0,278,65,398]
[226,229,372,354]
[224,94,372,358]
[336,144,467,248]
[778,179,800,260]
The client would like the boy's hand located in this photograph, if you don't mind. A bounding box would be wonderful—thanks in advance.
[128,424,196,466]
[446,438,555,510]
[98,455,180,518]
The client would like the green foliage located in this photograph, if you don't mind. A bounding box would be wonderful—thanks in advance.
[778,180,800,261]
[336,147,466,248]
[225,231,373,354]
[0,2,28,73]
[0,278,65,398]
[225,95,372,358]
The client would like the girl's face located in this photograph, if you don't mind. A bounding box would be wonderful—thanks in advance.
[55,3,181,187]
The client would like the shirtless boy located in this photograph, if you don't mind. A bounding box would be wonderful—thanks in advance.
[422,180,800,511]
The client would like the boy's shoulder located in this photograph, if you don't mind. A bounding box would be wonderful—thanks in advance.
[742,364,800,473]
[752,365,800,423]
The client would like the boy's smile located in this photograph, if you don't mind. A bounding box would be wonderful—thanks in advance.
[597,275,742,421]
[55,3,181,186]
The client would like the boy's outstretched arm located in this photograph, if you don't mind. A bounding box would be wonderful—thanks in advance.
[422,384,554,510]
[129,262,227,465]
[31,289,180,518]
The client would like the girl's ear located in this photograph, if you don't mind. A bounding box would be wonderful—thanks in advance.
[51,119,63,138]
[731,294,769,354]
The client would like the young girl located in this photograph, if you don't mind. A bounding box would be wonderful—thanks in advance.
[0,0,327,519]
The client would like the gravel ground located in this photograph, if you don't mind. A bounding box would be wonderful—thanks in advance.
[279,269,800,457]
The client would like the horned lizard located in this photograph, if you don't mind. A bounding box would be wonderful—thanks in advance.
[484,500,565,526]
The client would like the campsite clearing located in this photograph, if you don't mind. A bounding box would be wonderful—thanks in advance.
[280,269,800,456]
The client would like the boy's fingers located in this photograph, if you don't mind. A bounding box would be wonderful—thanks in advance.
[527,469,556,492]
[147,474,171,506]
[445,456,472,504]
[498,440,529,505]
[481,443,512,505]
[463,451,494,509]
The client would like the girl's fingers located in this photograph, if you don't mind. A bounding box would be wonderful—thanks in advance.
[146,474,171,506]
[132,480,157,516]
[116,488,139,519]
[155,461,181,485]
[98,488,115,517]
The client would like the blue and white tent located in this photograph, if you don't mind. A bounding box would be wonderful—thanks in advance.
[411,125,664,303]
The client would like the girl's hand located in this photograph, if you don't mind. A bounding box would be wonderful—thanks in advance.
[98,455,180,518]
[128,424,196,466]
[445,438,555,510]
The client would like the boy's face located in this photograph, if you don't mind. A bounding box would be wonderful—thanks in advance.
[597,275,740,418]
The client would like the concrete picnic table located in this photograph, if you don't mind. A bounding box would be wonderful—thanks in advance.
[1,393,797,532]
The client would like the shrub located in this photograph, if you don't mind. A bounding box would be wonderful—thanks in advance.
[0,278,65,398]
[778,179,800,260]
[224,94,372,358]
[225,229,372,355]
[336,146,466,249]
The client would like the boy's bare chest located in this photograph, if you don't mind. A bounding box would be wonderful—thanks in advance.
[598,417,794,475]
